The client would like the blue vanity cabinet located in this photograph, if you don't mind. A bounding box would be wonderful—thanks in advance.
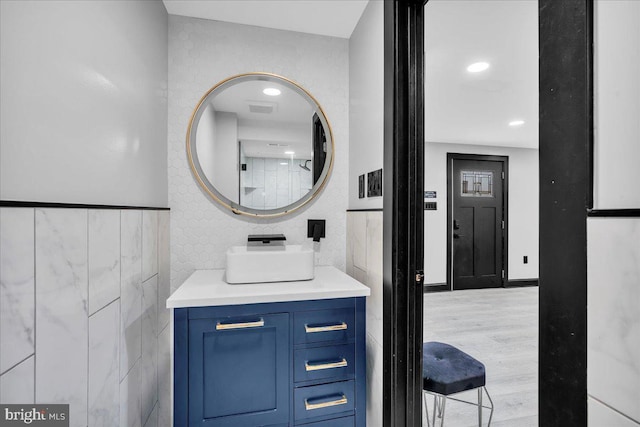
[187,312,290,426]
[174,297,366,427]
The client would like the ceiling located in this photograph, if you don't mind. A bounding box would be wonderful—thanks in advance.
[211,79,312,125]
[424,0,539,149]
[162,0,369,39]
[164,0,538,150]
[208,79,313,159]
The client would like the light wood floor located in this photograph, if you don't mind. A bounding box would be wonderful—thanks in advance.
[423,286,538,427]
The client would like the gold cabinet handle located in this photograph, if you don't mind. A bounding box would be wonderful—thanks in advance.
[305,358,348,372]
[216,318,264,330]
[304,322,347,333]
[304,395,348,411]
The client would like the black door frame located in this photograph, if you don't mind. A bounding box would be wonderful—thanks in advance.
[538,0,591,424]
[446,153,509,291]
[382,0,425,426]
[383,0,591,425]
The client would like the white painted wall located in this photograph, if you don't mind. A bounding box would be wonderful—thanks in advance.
[348,0,384,209]
[238,122,310,147]
[168,16,349,289]
[593,0,640,210]
[424,142,539,284]
[0,0,168,207]
[588,2,640,426]
[346,6,384,425]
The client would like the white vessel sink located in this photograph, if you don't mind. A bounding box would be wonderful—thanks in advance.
[225,244,315,284]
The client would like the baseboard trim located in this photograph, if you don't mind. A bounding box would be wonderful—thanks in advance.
[423,283,449,293]
[423,280,538,291]
[588,209,640,218]
[507,279,539,287]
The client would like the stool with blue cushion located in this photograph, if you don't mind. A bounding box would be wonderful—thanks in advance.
[422,342,494,426]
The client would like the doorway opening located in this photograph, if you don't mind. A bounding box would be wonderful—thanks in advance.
[421,0,539,424]
[447,154,508,291]
[382,0,590,425]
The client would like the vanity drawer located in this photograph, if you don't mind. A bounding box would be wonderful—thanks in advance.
[294,380,355,422]
[294,307,355,345]
[294,343,356,383]
[297,415,354,426]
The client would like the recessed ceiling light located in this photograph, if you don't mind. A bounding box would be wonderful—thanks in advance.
[280,162,288,165]
[263,88,281,96]
[284,151,295,155]
[467,62,490,73]
[509,120,525,127]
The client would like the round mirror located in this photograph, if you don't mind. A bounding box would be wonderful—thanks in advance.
[187,73,334,217]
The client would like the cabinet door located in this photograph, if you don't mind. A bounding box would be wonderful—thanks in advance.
[188,312,289,427]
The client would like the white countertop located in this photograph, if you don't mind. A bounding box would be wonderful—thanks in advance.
[166,266,371,308]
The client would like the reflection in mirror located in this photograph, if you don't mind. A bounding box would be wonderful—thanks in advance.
[188,73,332,217]
[422,0,539,425]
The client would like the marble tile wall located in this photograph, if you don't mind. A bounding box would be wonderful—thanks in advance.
[121,210,143,382]
[156,324,171,427]
[346,210,383,427]
[157,213,171,332]
[141,276,159,424]
[588,218,640,426]
[0,207,170,427]
[89,300,120,426]
[0,208,35,383]
[0,355,34,404]
[88,210,121,315]
[589,396,640,427]
[35,209,89,426]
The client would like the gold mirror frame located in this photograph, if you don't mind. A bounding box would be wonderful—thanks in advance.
[186,72,335,218]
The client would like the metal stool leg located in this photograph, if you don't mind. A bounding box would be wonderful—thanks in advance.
[423,392,432,427]
[424,388,495,427]
[424,387,494,427]
[425,393,445,427]
[439,396,446,427]
[484,387,494,426]
[432,394,438,426]
[478,387,483,426]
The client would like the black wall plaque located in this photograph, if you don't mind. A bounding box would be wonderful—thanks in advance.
[367,169,383,197]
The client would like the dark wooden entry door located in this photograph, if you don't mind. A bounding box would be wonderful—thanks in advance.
[449,154,507,290]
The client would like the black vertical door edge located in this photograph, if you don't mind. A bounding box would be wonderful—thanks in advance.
[539,0,591,425]
[383,0,424,426]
